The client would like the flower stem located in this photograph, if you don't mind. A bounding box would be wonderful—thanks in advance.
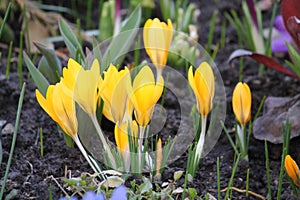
[138,126,146,171]
[73,135,106,179]
[194,114,207,165]
[90,114,116,168]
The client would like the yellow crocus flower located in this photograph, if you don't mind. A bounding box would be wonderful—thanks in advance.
[285,155,300,186]
[114,120,138,154]
[188,62,215,116]
[143,18,173,77]
[101,64,132,123]
[130,66,164,126]
[232,82,251,126]
[74,59,101,116]
[36,82,78,137]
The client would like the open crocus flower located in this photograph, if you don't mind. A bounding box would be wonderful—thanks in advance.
[270,15,292,53]
[188,62,215,117]
[232,82,252,126]
[130,66,164,127]
[143,18,173,77]
[101,64,132,123]
[36,82,78,137]
[285,155,300,186]
[74,59,101,116]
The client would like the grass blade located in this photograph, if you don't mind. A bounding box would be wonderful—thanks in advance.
[0,83,26,199]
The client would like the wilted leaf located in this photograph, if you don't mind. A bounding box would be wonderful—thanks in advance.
[229,49,300,79]
[100,176,124,188]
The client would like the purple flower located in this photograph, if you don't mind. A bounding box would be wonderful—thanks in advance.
[82,191,105,200]
[59,197,78,200]
[271,15,292,53]
[110,185,127,200]
[58,185,127,200]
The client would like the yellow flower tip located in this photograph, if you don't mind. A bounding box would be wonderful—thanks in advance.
[74,60,101,115]
[188,62,215,116]
[232,82,252,126]
[285,155,300,186]
[156,138,162,175]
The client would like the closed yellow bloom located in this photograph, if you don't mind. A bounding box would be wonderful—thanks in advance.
[285,155,300,186]
[101,64,131,123]
[232,82,251,126]
[36,82,78,137]
[114,120,138,154]
[74,59,101,115]
[130,66,164,126]
[188,62,215,116]
[143,18,173,76]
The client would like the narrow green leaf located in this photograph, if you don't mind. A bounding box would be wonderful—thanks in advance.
[24,52,49,96]
[102,6,141,68]
[0,2,12,38]
[0,83,26,199]
[59,18,85,64]
[35,42,62,76]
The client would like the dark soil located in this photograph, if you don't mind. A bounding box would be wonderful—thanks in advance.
[1,1,300,200]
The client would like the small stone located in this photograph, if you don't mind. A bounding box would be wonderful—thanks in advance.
[253,94,300,144]
[2,123,14,135]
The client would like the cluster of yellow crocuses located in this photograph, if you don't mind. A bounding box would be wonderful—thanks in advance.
[37,58,164,168]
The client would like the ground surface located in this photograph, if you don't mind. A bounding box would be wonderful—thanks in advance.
[1,1,300,199]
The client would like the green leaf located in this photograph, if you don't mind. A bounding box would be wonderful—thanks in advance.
[38,57,60,84]
[188,188,197,199]
[102,6,141,68]
[59,18,85,65]
[24,52,49,96]
[173,170,184,182]
[92,37,104,74]
[139,177,152,195]
[286,42,300,77]
[35,42,62,79]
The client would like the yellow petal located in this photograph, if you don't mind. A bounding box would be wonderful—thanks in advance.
[74,59,101,115]
[36,86,61,124]
[285,155,300,186]
[101,65,131,123]
[62,58,82,90]
[232,82,252,126]
[53,82,78,137]
[130,66,164,126]
[114,122,129,153]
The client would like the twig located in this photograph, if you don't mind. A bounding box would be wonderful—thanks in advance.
[221,186,266,200]
[45,175,70,197]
